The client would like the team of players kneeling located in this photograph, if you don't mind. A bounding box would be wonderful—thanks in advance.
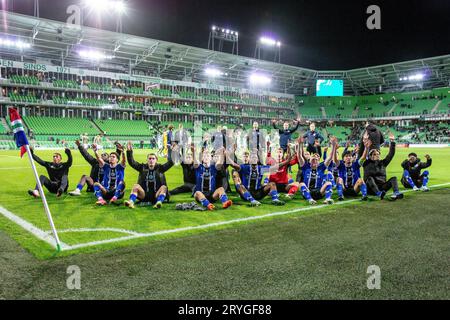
[27,134,432,211]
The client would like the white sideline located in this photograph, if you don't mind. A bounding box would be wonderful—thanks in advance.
[0,206,70,250]
[0,182,449,252]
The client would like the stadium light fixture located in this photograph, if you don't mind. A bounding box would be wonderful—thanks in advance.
[78,49,114,60]
[260,36,281,47]
[249,73,272,86]
[205,67,225,77]
[399,73,424,81]
[84,0,126,14]
[113,0,126,13]
[0,38,31,50]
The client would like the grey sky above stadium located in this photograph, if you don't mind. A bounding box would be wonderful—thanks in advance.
[4,0,450,70]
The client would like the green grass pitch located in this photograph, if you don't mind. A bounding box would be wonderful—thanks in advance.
[0,146,449,260]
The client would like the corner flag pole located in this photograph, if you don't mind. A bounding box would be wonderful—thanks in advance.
[25,145,62,252]
[8,107,61,252]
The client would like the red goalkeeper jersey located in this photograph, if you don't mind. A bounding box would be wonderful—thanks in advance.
[266,152,298,184]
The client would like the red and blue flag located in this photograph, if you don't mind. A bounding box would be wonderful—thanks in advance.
[8,108,29,157]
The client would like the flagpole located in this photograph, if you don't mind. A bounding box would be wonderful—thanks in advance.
[25,145,62,252]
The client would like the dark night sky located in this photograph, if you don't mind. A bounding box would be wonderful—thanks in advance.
[5,0,450,70]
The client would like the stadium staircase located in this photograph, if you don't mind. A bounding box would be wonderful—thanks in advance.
[431,100,442,114]
[90,119,105,134]
[0,118,10,134]
[387,103,398,116]
[321,107,327,118]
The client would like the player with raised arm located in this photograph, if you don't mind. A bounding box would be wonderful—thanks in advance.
[27,147,72,198]
[334,140,369,201]
[192,145,233,211]
[229,148,287,206]
[272,118,300,154]
[92,143,126,205]
[401,153,432,192]
[169,148,196,195]
[297,136,337,205]
[363,133,404,200]
[124,141,174,209]
[68,140,122,196]
[266,143,301,200]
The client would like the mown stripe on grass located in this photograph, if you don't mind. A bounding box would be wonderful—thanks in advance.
[1,182,450,252]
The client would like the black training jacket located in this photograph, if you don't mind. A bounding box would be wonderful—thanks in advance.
[31,148,72,182]
[127,149,174,193]
[401,158,432,180]
[363,141,395,185]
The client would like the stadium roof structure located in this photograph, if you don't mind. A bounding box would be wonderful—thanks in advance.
[0,10,449,96]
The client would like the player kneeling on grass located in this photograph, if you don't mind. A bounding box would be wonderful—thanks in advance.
[228,149,286,206]
[297,136,337,205]
[362,134,403,200]
[93,144,126,206]
[124,141,174,209]
[28,147,72,198]
[69,140,122,196]
[333,143,368,201]
[192,145,232,211]
[401,153,432,192]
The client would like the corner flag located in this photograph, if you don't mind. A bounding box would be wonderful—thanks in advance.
[8,107,62,251]
[8,108,28,157]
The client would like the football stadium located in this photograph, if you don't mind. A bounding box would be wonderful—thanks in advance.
[0,0,449,302]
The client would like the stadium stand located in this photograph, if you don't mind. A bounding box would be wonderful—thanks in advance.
[23,116,100,136]
[94,119,152,136]
[10,75,40,86]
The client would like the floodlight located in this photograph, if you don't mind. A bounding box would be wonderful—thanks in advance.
[113,1,126,14]
[260,37,277,46]
[0,38,31,50]
[84,0,126,14]
[249,73,272,86]
[205,67,224,77]
[79,49,113,60]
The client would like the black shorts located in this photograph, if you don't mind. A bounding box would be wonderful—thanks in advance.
[309,188,323,200]
[140,191,170,204]
[276,183,288,193]
[343,187,358,197]
[249,187,269,201]
[103,189,124,201]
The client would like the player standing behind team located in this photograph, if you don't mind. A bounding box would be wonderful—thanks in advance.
[192,145,233,211]
[272,118,300,154]
[124,141,174,209]
[362,134,404,200]
[297,136,337,205]
[333,141,369,201]
[401,153,432,191]
[28,147,72,198]
[303,122,324,158]
[92,143,126,206]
